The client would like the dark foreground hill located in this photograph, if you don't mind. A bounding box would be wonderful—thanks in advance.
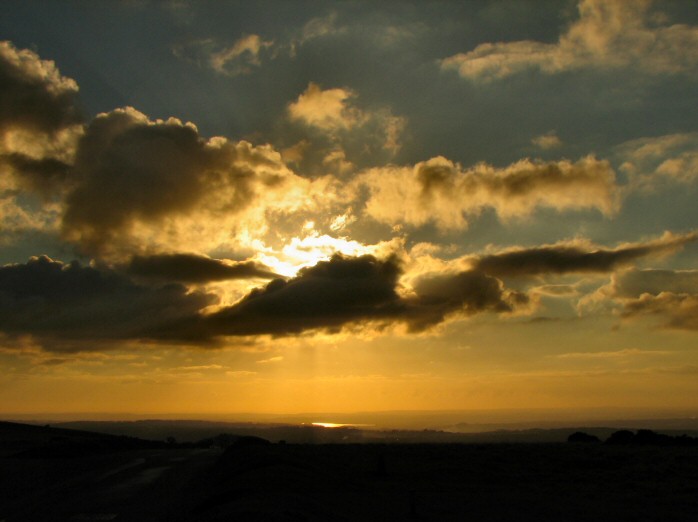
[177,442,698,521]
[3,421,698,521]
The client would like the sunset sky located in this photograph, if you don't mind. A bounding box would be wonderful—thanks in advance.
[1,0,698,419]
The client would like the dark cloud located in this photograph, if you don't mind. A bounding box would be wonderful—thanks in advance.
[406,269,528,332]
[622,293,698,332]
[184,254,527,339]
[0,41,82,136]
[60,107,294,255]
[202,254,405,336]
[611,268,698,298]
[0,256,215,350]
[580,268,698,333]
[473,232,697,277]
[0,152,71,197]
[0,254,528,346]
[127,253,279,284]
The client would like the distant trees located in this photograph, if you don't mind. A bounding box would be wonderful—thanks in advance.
[568,429,698,446]
[567,431,601,443]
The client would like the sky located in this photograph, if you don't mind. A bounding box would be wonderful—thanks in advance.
[1,0,698,419]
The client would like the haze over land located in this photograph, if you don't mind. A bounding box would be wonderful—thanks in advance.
[1,0,698,419]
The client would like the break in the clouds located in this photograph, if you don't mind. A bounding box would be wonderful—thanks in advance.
[472,231,697,278]
[126,253,279,284]
[356,155,618,230]
[441,0,698,81]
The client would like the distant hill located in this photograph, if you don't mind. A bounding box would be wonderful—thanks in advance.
[0,420,168,458]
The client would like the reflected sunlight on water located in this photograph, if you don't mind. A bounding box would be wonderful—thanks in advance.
[311,422,374,428]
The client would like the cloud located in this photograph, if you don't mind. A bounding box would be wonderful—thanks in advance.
[622,292,698,331]
[612,268,698,298]
[286,83,406,167]
[553,348,672,360]
[0,152,71,197]
[441,0,698,81]
[406,269,529,332]
[201,254,405,337]
[532,132,563,150]
[0,252,531,346]
[0,40,81,138]
[355,155,618,230]
[472,231,697,277]
[59,107,328,257]
[126,253,279,284]
[580,268,698,332]
[0,43,338,257]
[190,254,527,339]
[256,355,283,364]
[0,41,82,239]
[0,256,215,350]
[173,34,274,76]
[296,12,344,47]
[288,82,363,131]
[617,132,698,186]
[209,34,274,76]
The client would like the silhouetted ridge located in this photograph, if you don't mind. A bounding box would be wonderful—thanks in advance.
[604,429,698,446]
[567,431,601,443]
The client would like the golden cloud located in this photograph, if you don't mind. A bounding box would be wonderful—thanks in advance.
[441,0,698,81]
[355,155,618,229]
